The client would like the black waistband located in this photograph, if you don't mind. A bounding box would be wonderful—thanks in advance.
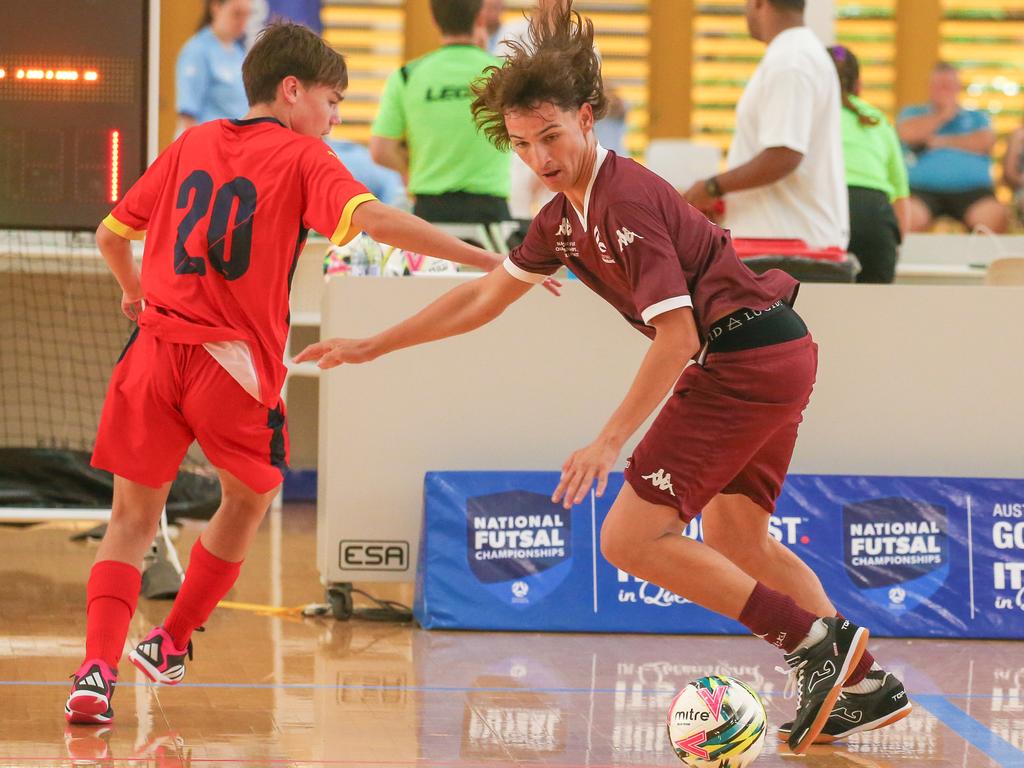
[705,300,807,354]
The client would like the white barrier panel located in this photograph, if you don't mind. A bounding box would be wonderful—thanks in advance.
[317,278,1024,586]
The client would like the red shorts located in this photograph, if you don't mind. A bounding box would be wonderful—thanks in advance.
[625,334,818,522]
[92,329,289,493]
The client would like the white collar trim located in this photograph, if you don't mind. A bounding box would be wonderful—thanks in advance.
[570,144,609,231]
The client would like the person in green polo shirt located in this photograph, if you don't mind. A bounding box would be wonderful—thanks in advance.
[828,45,909,284]
[370,0,511,224]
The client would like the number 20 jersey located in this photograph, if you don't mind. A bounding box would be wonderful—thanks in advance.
[102,117,375,407]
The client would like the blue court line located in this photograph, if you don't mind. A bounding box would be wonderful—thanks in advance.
[916,694,1024,767]
[0,679,1018,701]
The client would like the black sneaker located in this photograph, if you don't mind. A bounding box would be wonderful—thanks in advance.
[780,616,869,754]
[776,670,912,744]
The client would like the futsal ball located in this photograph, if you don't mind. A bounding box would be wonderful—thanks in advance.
[666,675,766,767]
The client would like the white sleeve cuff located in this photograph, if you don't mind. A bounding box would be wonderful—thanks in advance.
[502,257,549,284]
[641,295,693,325]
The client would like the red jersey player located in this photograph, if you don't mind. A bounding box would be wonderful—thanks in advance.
[65,23,519,725]
[296,5,911,754]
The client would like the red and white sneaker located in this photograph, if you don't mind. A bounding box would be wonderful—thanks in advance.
[128,627,193,685]
[64,659,116,724]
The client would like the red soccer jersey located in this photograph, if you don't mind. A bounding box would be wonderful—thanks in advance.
[103,117,375,407]
[504,147,798,341]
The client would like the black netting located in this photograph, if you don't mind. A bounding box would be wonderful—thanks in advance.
[0,230,219,519]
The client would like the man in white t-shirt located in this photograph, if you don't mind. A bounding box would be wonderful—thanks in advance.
[684,0,849,249]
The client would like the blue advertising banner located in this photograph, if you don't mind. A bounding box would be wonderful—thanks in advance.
[415,472,1024,638]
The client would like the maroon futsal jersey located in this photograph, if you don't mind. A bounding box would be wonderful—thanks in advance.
[103,117,376,407]
[504,147,797,339]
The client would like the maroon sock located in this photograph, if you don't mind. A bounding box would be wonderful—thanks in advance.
[163,537,242,649]
[836,611,874,685]
[85,560,142,669]
[739,582,818,653]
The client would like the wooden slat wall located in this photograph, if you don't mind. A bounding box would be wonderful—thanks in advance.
[941,1,1024,195]
[321,0,648,154]
[693,1,896,152]
[322,0,404,145]
[835,1,896,117]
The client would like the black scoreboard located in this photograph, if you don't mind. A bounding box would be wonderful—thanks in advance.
[0,1,151,230]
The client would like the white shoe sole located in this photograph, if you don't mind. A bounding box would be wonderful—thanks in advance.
[128,650,185,685]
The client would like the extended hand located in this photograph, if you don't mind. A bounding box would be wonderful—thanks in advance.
[551,437,621,510]
[293,338,379,369]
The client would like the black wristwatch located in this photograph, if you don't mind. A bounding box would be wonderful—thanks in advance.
[705,175,723,198]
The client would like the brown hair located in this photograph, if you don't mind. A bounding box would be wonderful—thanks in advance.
[828,45,878,127]
[470,4,607,151]
[242,23,348,105]
[430,0,483,36]
[197,0,222,32]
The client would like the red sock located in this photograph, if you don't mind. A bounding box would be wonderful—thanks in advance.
[836,611,874,685]
[163,537,242,649]
[739,582,818,653]
[85,560,142,669]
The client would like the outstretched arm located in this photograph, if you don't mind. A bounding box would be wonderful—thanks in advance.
[552,307,700,508]
[352,200,500,271]
[294,266,536,368]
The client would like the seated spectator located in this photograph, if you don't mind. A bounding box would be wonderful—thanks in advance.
[176,0,253,136]
[1003,121,1024,224]
[897,62,1007,233]
[828,45,909,283]
[326,139,406,208]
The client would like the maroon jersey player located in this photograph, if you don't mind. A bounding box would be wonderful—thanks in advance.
[66,23,517,726]
[297,5,910,754]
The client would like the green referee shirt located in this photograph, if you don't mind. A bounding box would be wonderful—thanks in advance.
[372,44,511,198]
[840,94,910,202]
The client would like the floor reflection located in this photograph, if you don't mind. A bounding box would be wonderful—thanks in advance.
[1,508,1021,767]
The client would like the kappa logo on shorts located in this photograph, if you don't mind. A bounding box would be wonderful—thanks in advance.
[616,227,643,251]
[641,469,676,497]
[557,217,573,237]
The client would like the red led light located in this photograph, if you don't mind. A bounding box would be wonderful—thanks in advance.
[109,130,120,202]
[4,67,97,83]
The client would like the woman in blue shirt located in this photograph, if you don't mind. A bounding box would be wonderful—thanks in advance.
[175,0,253,136]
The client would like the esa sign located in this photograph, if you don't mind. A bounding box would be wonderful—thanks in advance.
[339,540,410,571]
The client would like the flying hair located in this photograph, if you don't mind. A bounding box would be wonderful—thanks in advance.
[471,3,608,151]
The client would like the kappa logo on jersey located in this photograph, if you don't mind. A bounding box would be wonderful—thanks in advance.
[593,227,615,263]
[641,469,676,496]
[557,218,573,237]
[616,227,643,251]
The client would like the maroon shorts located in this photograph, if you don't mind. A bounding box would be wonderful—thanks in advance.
[625,334,818,521]
[92,329,289,493]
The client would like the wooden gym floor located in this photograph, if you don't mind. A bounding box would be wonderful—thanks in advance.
[1,504,1022,767]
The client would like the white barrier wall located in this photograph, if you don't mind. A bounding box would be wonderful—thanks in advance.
[316,278,1024,586]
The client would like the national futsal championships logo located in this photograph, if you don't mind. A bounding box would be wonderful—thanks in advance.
[466,490,573,607]
[842,497,949,613]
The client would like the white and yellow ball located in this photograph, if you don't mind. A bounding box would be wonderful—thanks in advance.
[666,675,766,767]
